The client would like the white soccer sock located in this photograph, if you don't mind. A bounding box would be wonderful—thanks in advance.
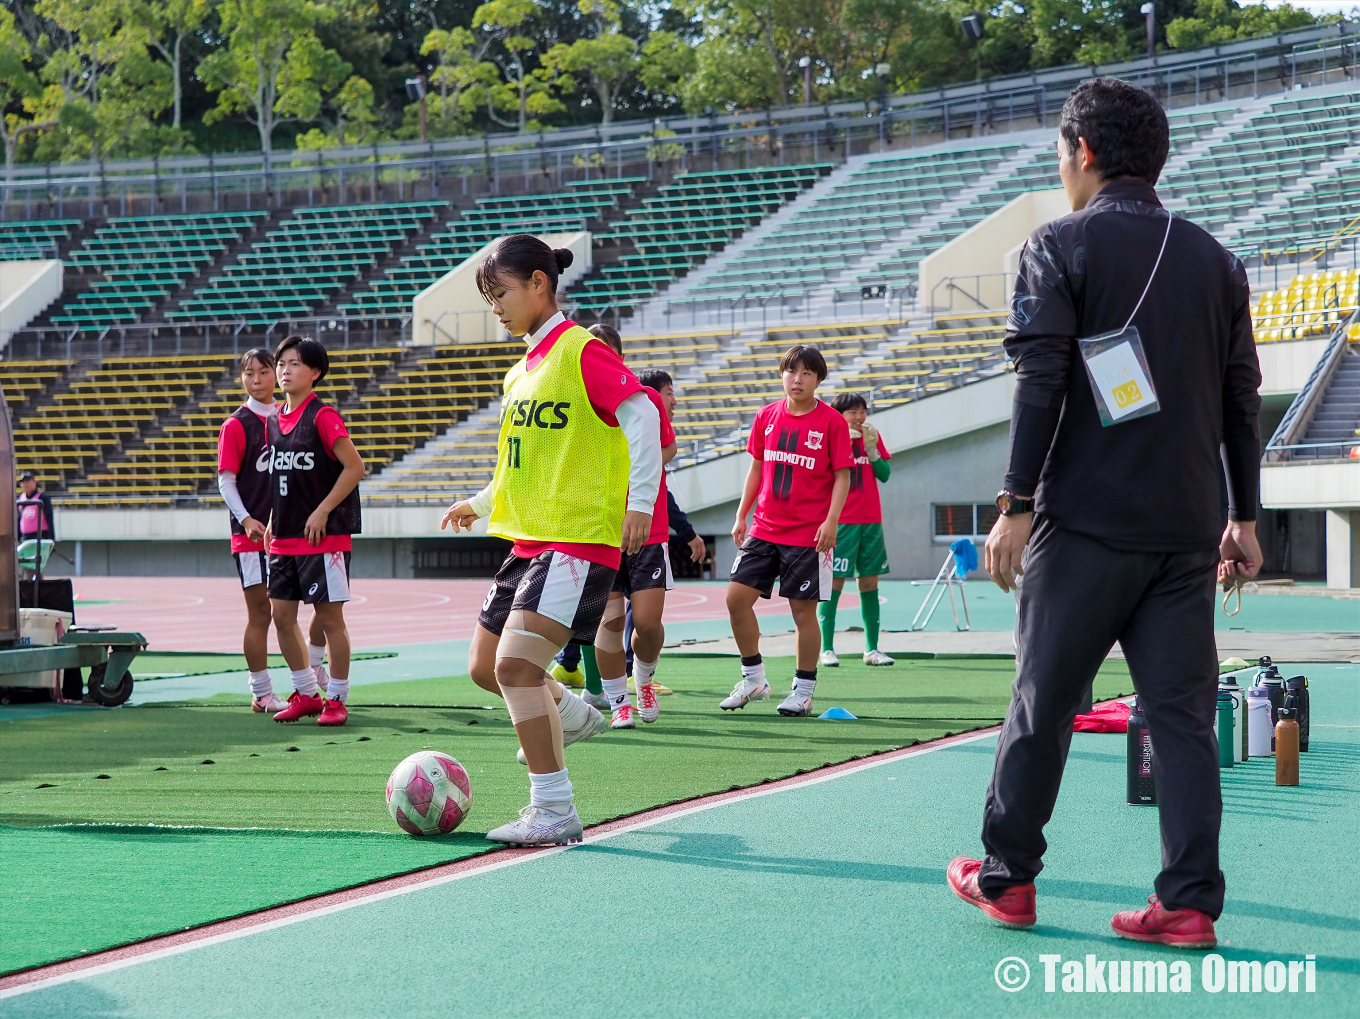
[528,767,574,808]
[555,688,589,727]
[741,662,766,685]
[602,676,630,710]
[308,642,327,668]
[291,667,319,697]
[326,678,350,702]
[634,655,658,686]
[248,670,274,698]
[793,676,817,697]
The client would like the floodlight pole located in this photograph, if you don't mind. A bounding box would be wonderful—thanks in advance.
[1141,3,1156,58]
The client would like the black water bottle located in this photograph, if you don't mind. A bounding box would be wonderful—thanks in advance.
[1258,658,1285,750]
[1126,698,1156,805]
[1284,675,1310,752]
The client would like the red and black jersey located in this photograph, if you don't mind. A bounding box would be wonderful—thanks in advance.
[266,397,361,540]
[227,406,273,540]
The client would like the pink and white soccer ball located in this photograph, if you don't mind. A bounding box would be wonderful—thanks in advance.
[385,751,473,837]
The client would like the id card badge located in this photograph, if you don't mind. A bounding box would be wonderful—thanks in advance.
[1078,325,1161,426]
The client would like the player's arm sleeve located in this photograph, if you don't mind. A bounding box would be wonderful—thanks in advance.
[747,409,766,457]
[217,471,252,524]
[580,339,643,417]
[616,391,662,513]
[666,489,697,542]
[316,408,350,458]
[871,457,891,483]
[467,482,495,518]
[217,417,245,474]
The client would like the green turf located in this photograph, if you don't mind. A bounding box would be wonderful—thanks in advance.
[132,651,394,679]
[0,657,1134,974]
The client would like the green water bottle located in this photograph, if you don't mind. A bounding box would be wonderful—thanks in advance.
[1216,692,1235,769]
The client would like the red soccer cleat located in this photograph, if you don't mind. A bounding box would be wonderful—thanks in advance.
[273,690,324,723]
[317,698,348,727]
[947,857,1037,928]
[1112,895,1216,949]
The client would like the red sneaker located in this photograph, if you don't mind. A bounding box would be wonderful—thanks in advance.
[317,698,348,727]
[1112,895,1216,949]
[273,690,323,722]
[947,857,1037,928]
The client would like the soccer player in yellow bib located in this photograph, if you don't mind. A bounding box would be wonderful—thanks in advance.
[442,234,662,847]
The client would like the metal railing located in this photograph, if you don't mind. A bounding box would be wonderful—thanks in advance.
[1265,307,1360,461]
[0,22,1354,221]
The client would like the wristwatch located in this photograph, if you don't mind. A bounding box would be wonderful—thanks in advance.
[995,491,1034,516]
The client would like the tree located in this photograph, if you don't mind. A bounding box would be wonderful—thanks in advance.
[416,25,499,136]
[295,74,379,148]
[197,0,347,155]
[472,0,564,131]
[128,0,215,128]
[543,0,637,125]
[1165,0,1318,51]
[0,7,60,174]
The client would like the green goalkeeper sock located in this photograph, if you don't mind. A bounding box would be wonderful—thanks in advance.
[583,645,603,695]
[861,589,881,652]
[818,587,842,651]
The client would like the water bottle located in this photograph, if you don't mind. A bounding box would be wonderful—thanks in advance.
[1275,706,1300,786]
[1126,698,1156,805]
[1284,675,1310,752]
[1217,674,1247,763]
[1216,692,1235,768]
[1247,685,1273,758]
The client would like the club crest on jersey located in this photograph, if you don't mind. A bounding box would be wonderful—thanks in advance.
[805,430,824,450]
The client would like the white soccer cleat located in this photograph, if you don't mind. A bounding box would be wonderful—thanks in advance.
[314,664,330,694]
[516,696,608,765]
[777,690,814,717]
[820,649,840,668]
[485,804,583,846]
[863,649,896,666]
[636,682,660,724]
[611,704,637,729]
[581,690,610,711]
[251,693,289,713]
[719,677,770,711]
[628,676,674,696]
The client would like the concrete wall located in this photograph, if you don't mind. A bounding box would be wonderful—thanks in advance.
[47,538,417,579]
[411,231,591,346]
[0,260,62,350]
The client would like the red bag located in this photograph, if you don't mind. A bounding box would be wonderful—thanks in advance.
[1073,700,1131,733]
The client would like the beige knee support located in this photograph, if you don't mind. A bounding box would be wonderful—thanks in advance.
[595,597,626,654]
[500,683,552,723]
[496,609,565,670]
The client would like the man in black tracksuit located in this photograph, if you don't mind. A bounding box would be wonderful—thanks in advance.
[947,78,1263,949]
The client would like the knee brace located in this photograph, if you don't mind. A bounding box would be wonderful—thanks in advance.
[496,609,565,670]
[500,682,554,725]
[594,597,627,654]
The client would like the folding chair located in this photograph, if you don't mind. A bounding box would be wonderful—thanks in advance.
[908,538,977,631]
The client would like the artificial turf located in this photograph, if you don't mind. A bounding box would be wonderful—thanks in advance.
[133,651,394,679]
[0,655,1135,973]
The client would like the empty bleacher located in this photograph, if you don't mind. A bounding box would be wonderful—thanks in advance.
[48,212,267,331]
[568,165,833,315]
[1250,268,1360,342]
[0,219,80,260]
[340,179,639,320]
[166,202,446,326]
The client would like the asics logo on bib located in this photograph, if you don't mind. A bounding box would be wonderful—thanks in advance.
[504,398,571,429]
[270,449,316,472]
[255,448,273,473]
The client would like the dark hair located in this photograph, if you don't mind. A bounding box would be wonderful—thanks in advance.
[476,234,574,301]
[274,334,329,382]
[1059,78,1169,185]
[831,391,868,413]
[588,322,623,356]
[240,347,274,372]
[637,368,673,391]
[779,343,827,382]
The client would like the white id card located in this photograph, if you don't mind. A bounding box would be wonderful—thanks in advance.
[1077,325,1161,426]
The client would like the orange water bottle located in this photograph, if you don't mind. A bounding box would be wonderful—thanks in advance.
[1275,706,1300,786]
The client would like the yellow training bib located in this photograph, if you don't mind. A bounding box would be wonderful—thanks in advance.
[486,323,631,546]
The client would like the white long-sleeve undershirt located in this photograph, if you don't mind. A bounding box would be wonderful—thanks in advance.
[467,390,663,521]
[217,471,251,524]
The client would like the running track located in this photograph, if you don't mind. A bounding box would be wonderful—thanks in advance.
[65,578,824,654]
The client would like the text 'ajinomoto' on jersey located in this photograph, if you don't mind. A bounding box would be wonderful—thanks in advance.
[502,398,572,429]
[765,427,816,500]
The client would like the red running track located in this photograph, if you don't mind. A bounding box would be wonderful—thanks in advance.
[65,577,808,654]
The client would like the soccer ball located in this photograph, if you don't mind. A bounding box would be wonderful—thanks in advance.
[385,751,473,837]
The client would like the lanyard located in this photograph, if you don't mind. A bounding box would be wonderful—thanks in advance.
[1121,211,1174,333]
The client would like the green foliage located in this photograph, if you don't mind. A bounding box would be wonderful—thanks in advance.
[1165,0,1320,51]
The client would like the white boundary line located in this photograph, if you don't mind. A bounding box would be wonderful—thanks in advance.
[0,728,997,1001]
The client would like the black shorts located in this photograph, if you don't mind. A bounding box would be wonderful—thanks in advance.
[267,551,352,604]
[613,542,675,596]
[234,550,268,590]
[478,550,617,645]
[729,536,833,601]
